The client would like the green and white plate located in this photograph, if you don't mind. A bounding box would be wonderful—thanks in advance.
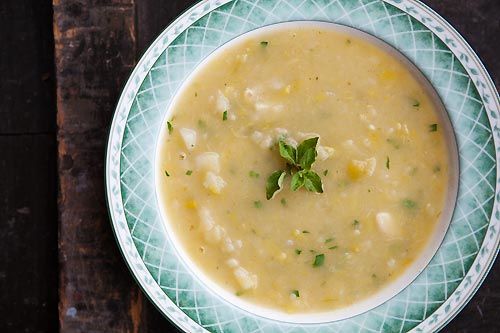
[105,0,500,332]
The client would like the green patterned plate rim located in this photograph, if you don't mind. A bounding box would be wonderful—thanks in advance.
[105,0,500,332]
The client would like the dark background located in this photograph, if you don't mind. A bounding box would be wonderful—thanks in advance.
[0,0,498,332]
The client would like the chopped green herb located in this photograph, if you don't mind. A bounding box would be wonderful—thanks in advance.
[249,170,260,178]
[164,170,170,177]
[167,121,173,134]
[222,110,228,121]
[323,169,329,176]
[280,198,287,206]
[387,138,400,149]
[253,200,263,208]
[235,291,244,296]
[325,238,334,243]
[260,41,269,47]
[302,230,310,234]
[402,199,417,209]
[309,249,316,253]
[353,220,360,228]
[433,165,441,173]
[295,249,302,255]
[313,254,325,267]
[371,273,377,279]
[328,246,338,250]
[346,39,352,45]
[197,119,206,129]
[409,167,418,176]
[194,92,198,97]
[291,290,300,297]
[429,123,438,132]
[412,100,420,107]
[386,156,390,169]
[185,170,193,176]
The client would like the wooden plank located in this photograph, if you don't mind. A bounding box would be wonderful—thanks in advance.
[0,0,56,134]
[53,1,149,332]
[52,0,499,332]
[0,0,58,332]
[0,135,58,332]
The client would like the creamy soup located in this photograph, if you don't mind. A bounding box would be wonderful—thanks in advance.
[157,24,451,313]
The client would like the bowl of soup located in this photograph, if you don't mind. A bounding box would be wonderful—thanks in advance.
[106,1,499,332]
[155,21,459,323]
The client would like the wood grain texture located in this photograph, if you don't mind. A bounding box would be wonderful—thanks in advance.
[53,0,146,332]
[0,0,58,332]
[0,0,56,134]
[52,0,499,332]
[0,136,58,333]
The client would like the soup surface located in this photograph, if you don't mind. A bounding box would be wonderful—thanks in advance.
[157,24,450,312]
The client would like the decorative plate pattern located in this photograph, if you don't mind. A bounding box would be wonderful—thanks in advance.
[106,0,500,332]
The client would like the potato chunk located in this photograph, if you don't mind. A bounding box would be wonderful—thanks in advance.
[233,267,258,290]
[375,212,401,237]
[196,152,220,173]
[203,172,227,194]
[179,128,197,150]
[216,90,230,112]
[347,157,376,180]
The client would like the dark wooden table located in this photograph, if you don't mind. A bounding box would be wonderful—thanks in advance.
[1,1,498,332]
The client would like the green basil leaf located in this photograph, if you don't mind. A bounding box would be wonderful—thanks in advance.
[299,148,316,170]
[297,137,318,169]
[290,171,305,191]
[278,140,297,165]
[303,170,323,193]
[266,170,286,200]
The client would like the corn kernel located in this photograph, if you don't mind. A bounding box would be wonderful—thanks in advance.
[347,160,366,180]
[380,69,397,81]
[347,158,376,180]
[185,200,197,209]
